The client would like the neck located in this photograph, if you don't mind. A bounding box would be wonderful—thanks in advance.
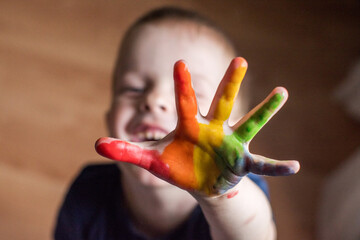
[121,173,197,237]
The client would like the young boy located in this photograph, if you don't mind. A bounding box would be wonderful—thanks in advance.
[55,7,299,240]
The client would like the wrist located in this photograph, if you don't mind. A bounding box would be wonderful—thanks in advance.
[191,176,248,207]
[191,177,275,240]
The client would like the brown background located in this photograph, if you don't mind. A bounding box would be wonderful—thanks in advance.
[1,0,359,239]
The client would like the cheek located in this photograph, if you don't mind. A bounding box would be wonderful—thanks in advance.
[197,93,215,115]
[118,163,171,187]
[108,103,136,138]
[198,101,210,116]
[228,99,246,126]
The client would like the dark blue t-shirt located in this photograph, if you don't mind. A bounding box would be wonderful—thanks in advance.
[54,164,269,240]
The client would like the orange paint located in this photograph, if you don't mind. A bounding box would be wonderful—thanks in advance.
[95,57,299,196]
[160,140,197,189]
[160,61,200,189]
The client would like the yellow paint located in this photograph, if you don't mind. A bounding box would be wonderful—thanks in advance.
[193,145,219,194]
[192,62,247,193]
[193,122,222,193]
[214,65,246,122]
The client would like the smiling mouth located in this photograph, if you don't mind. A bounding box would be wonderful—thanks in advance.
[130,125,168,142]
[134,131,167,141]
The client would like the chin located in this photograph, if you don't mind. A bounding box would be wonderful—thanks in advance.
[117,163,171,188]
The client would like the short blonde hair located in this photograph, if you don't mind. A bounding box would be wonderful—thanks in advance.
[112,6,251,112]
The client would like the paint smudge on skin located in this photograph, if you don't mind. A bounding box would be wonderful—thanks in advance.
[243,214,256,226]
[95,57,300,196]
[226,190,239,199]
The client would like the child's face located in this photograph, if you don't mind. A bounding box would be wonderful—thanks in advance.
[108,22,238,186]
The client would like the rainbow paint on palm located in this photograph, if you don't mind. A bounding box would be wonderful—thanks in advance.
[96,57,300,196]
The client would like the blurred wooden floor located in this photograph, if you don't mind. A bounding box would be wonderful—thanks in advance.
[1,0,359,239]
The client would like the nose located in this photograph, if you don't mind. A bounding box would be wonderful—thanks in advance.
[139,88,173,113]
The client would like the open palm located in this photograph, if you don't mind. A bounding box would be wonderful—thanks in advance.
[95,57,300,196]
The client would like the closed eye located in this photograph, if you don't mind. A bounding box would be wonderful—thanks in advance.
[118,86,145,97]
[116,72,146,97]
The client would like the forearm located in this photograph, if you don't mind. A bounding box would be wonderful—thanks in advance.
[194,177,276,240]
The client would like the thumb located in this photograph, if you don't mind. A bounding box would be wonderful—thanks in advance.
[95,137,170,178]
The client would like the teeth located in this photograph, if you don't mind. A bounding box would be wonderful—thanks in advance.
[145,131,152,140]
[136,131,166,141]
[154,132,160,140]
[158,132,166,139]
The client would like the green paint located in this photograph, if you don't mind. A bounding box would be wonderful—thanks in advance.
[217,134,245,168]
[235,93,284,142]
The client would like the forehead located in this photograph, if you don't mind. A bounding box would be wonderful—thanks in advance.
[118,22,234,86]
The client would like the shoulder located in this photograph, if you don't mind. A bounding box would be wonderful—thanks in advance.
[64,163,120,208]
[54,163,120,239]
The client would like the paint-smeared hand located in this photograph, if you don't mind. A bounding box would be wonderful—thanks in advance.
[95,57,300,196]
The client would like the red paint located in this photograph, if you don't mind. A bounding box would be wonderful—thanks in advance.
[226,190,239,199]
[95,62,201,190]
[95,138,170,179]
